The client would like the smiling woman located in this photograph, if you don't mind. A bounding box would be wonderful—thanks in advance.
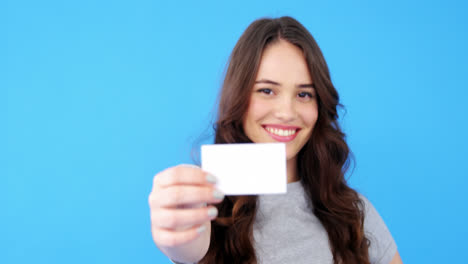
[148,16,403,264]
[243,40,319,182]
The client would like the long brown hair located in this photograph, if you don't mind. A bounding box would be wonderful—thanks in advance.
[199,16,370,264]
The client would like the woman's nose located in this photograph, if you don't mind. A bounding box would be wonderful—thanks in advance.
[273,97,297,122]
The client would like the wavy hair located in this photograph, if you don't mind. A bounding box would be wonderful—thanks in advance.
[199,16,370,264]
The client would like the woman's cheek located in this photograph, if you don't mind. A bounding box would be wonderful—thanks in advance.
[300,104,319,127]
[248,97,271,121]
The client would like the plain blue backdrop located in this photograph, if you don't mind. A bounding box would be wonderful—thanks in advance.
[4,0,468,263]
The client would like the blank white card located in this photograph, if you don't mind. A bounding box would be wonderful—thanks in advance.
[201,143,287,195]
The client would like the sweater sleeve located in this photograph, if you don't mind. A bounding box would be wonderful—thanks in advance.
[170,260,196,264]
[360,195,398,264]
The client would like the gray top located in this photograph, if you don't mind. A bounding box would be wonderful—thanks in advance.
[172,181,397,264]
[253,181,397,264]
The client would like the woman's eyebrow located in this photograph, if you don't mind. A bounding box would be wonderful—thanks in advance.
[255,79,280,85]
[297,84,315,89]
[255,79,315,88]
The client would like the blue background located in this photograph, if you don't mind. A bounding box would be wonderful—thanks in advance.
[4,0,468,263]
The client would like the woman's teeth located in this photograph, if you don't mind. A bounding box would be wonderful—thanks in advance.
[265,127,296,137]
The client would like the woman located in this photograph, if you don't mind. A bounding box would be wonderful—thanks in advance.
[148,16,403,264]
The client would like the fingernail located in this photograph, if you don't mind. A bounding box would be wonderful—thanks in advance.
[213,189,224,200]
[180,164,200,169]
[207,207,218,217]
[197,225,206,234]
[206,174,217,184]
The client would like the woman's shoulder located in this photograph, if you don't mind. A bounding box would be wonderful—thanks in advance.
[357,193,390,222]
[356,193,392,237]
[357,193,398,264]
[357,193,377,214]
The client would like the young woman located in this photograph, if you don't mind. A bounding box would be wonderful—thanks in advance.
[148,16,403,264]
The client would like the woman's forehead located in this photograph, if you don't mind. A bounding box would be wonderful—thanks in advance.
[256,40,312,84]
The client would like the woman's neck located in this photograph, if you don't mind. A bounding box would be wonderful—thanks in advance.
[287,157,299,183]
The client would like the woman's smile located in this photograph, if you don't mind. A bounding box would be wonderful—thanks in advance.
[262,124,300,142]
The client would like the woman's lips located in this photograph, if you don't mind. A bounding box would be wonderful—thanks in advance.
[262,125,300,142]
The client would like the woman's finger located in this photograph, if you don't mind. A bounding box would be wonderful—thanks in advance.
[150,185,224,208]
[151,206,218,229]
[153,165,217,189]
[151,224,208,248]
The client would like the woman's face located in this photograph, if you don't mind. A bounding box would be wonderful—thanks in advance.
[243,39,319,162]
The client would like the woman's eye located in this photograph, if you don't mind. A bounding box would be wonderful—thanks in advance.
[298,91,313,99]
[257,88,274,95]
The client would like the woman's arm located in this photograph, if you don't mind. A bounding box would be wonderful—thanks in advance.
[389,251,403,264]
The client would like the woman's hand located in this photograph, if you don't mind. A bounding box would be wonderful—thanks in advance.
[148,165,224,263]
